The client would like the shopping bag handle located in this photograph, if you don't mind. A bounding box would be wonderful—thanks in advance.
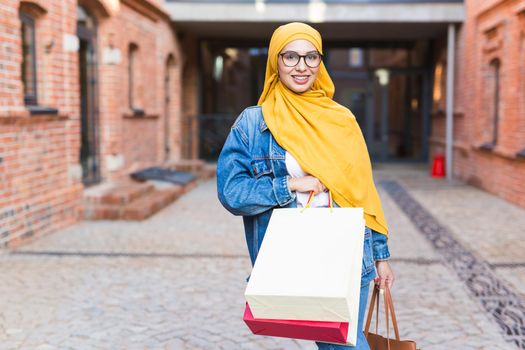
[302,190,333,211]
[364,284,401,345]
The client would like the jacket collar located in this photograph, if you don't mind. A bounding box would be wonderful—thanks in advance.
[259,116,269,133]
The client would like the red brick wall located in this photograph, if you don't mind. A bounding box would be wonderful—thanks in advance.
[121,117,159,170]
[430,0,525,208]
[154,15,183,164]
[0,0,182,247]
[0,0,25,114]
[0,117,82,245]
[0,0,81,247]
[180,33,200,160]
[96,0,182,179]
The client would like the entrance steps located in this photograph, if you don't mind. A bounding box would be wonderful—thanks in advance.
[165,159,216,180]
[81,161,216,221]
[81,180,185,221]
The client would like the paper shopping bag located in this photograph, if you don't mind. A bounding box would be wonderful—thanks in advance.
[244,207,365,346]
[243,303,349,344]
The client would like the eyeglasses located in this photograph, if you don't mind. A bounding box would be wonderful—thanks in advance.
[279,51,323,68]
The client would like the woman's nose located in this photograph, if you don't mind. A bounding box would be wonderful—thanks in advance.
[295,57,308,71]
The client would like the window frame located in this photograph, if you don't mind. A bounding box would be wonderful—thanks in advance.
[20,11,38,106]
[490,58,501,146]
[128,43,142,114]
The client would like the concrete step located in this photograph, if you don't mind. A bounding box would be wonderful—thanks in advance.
[82,203,122,221]
[81,164,205,221]
[166,159,216,180]
[82,185,184,221]
[166,159,205,173]
[83,180,154,205]
[121,186,183,220]
[201,163,217,180]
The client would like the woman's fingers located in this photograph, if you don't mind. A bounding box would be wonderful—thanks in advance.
[290,176,327,194]
[375,261,395,291]
[315,179,326,194]
[380,277,387,291]
[378,276,394,290]
[388,278,394,290]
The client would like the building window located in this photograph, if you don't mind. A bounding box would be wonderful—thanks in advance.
[77,5,95,29]
[20,12,37,106]
[490,59,501,146]
[348,48,364,68]
[128,43,143,115]
[480,58,501,150]
[432,62,444,108]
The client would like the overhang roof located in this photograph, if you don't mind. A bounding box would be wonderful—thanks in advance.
[165,1,464,39]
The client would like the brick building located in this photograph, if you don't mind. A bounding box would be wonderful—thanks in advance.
[1,0,523,247]
[430,0,525,207]
[0,0,199,246]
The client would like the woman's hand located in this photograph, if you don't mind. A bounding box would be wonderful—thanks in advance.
[288,176,327,194]
[375,260,395,291]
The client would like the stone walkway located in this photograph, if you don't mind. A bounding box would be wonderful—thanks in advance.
[0,165,524,350]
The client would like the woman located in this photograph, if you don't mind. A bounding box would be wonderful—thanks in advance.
[217,22,394,350]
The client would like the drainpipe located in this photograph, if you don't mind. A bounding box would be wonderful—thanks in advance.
[446,23,456,181]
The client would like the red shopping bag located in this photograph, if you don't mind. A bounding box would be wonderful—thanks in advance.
[243,303,349,344]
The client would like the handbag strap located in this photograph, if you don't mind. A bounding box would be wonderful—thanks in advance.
[386,287,401,340]
[384,288,391,350]
[376,287,380,334]
[364,285,401,342]
[364,284,378,337]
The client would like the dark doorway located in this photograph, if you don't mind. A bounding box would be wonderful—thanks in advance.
[199,41,432,162]
[369,69,431,161]
[199,42,268,159]
[328,44,431,162]
[77,5,100,186]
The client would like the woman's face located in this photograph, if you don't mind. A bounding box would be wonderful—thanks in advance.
[277,39,321,93]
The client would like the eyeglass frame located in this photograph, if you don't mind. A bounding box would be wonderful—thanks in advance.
[278,51,324,68]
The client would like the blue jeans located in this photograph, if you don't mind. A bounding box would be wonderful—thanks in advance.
[316,279,372,350]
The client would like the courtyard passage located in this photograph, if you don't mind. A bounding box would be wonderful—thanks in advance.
[1,165,524,350]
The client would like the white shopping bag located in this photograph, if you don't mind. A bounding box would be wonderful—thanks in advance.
[244,207,365,346]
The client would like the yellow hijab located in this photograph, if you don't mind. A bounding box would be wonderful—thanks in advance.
[258,22,388,236]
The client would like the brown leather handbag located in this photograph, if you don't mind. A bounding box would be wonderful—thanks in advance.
[364,285,418,350]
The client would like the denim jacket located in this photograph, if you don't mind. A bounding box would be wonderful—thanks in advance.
[217,106,390,282]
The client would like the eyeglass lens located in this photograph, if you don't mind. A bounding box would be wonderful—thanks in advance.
[281,51,321,68]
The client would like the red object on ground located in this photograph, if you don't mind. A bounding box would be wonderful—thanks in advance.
[243,303,349,344]
[431,154,446,178]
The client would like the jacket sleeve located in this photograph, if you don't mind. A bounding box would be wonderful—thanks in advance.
[371,229,391,261]
[217,117,296,216]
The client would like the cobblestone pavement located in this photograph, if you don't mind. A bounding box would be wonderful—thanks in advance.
[1,165,524,350]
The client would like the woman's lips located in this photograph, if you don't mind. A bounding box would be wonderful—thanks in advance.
[292,75,310,85]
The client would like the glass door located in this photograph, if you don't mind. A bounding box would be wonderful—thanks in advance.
[326,43,431,162]
[77,5,100,185]
[370,69,430,161]
[199,42,267,159]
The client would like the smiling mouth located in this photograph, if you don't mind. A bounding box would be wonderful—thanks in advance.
[292,75,310,84]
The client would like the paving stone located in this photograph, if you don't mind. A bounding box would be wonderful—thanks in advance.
[0,168,523,349]
[35,344,56,350]
[495,267,525,300]
[163,338,186,350]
